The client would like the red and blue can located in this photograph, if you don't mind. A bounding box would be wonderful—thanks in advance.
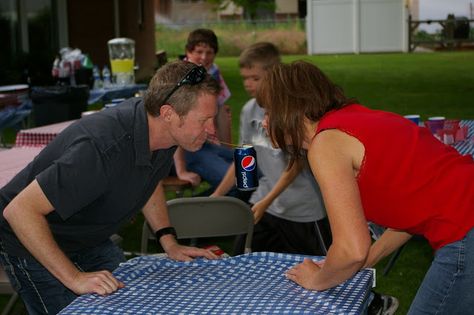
[234,145,258,191]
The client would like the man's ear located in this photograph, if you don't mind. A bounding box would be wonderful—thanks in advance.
[160,105,174,122]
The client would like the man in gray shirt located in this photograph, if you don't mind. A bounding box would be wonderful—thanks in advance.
[0,61,219,314]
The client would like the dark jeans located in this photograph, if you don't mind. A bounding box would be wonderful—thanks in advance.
[184,143,237,194]
[0,239,125,315]
[235,212,332,256]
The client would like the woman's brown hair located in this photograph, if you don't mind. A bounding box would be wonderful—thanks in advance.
[256,60,355,168]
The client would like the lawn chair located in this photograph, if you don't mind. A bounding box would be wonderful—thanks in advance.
[141,196,254,256]
[0,266,19,315]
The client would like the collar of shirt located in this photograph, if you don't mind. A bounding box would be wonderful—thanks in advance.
[132,99,177,167]
[132,99,154,167]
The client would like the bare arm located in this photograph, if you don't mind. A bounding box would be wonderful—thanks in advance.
[252,162,300,223]
[364,229,412,268]
[286,130,372,291]
[210,163,235,197]
[3,180,124,295]
[173,147,201,186]
[142,181,217,261]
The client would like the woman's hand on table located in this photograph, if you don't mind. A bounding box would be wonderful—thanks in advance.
[165,243,219,261]
[285,258,323,290]
[70,270,125,296]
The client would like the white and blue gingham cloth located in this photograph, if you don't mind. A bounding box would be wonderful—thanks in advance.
[60,252,373,315]
[453,120,474,157]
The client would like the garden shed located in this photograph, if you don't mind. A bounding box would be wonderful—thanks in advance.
[306,0,410,54]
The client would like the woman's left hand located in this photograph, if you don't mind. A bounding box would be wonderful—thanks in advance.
[285,258,322,290]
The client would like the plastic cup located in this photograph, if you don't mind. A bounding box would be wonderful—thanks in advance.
[404,114,420,125]
[426,116,445,134]
[444,119,460,131]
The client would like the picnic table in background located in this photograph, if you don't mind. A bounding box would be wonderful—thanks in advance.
[0,120,76,187]
[88,83,147,105]
[0,146,44,187]
[453,120,474,157]
[15,120,75,147]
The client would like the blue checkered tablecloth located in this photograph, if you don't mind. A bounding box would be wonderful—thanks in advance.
[59,252,373,315]
[453,120,474,157]
[88,84,147,105]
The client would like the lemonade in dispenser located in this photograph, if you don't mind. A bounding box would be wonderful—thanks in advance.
[107,38,135,86]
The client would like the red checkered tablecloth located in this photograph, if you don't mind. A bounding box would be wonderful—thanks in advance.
[15,120,75,147]
[0,146,44,187]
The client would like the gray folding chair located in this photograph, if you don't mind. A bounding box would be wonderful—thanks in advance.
[0,266,19,315]
[141,196,254,255]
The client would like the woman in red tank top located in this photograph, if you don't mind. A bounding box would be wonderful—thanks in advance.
[256,60,474,315]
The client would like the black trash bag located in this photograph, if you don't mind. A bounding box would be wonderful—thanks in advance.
[31,85,89,126]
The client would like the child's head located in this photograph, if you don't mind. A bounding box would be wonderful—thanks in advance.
[185,28,219,70]
[238,42,281,98]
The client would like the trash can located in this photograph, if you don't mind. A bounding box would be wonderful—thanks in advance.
[31,85,89,126]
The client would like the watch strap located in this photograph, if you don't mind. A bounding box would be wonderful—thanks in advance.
[155,226,177,240]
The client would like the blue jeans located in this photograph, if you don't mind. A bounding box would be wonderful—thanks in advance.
[185,142,235,192]
[408,227,474,314]
[0,239,125,315]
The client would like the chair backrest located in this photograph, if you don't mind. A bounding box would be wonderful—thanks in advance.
[141,196,254,255]
[0,265,19,315]
[0,266,14,294]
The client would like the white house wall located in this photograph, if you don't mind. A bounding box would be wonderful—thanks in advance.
[307,0,355,54]
[307,0,408,54]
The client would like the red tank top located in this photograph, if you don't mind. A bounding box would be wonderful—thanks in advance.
[316,104,474,249]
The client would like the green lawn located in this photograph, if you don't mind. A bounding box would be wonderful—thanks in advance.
[1,51,473,314]
[218,52,474,143]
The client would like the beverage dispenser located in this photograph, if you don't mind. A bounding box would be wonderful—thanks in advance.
[107,38,135,86]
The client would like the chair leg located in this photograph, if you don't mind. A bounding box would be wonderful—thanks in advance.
[314,221,328,255]
[1,292,19,315]
[383,245,405,276]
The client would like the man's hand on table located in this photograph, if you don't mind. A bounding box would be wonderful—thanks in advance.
[165,242,219,261]
[69,270,125,296]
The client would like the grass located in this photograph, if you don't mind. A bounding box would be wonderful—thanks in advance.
[220,52,474,142]
[218,52,474,144]
[156,19,307,58]
[1,51,474,314]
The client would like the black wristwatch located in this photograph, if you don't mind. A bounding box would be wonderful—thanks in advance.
[155,227,177,240]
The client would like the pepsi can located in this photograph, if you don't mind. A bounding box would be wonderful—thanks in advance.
[234,145,258,191]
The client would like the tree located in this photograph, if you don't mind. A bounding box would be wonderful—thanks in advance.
[207,0,275,20]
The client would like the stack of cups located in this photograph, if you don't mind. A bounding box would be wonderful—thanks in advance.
[426,116,445,135]
[404,114,421,125]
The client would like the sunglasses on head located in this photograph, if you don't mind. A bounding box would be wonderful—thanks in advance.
[161,65,207,105]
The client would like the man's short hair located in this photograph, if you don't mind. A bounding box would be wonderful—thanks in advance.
[144,61,220,117]
[238,42,281,70]
[185,28,219,54]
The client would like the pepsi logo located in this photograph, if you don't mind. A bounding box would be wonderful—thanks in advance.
[241,156,256,171]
